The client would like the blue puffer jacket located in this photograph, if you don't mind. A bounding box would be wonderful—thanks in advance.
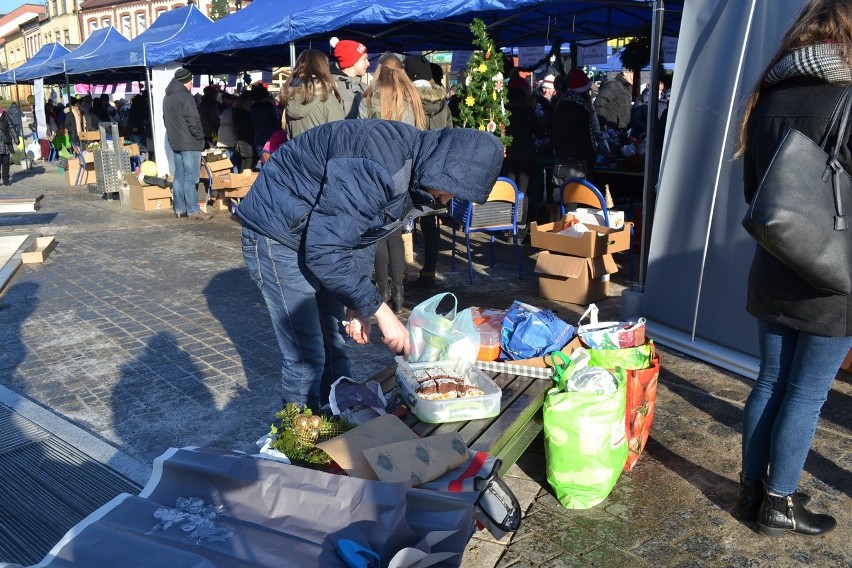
[237,119,503,316]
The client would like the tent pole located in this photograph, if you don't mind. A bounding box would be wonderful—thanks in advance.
[146,66,155,160]
[637,0,664,290]
[289,41,296,68]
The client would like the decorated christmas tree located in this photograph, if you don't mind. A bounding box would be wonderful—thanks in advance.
[454,18,512,147]
[210,0,231,21]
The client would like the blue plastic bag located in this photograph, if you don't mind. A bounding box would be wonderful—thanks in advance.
[500,301,575,360]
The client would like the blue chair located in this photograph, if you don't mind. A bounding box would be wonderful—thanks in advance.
[559,177,638,281]
[450,176,524,284]
[558,177,610,225]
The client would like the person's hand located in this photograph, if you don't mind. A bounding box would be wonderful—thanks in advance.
[374,303,410,359]
[344,308,371,344]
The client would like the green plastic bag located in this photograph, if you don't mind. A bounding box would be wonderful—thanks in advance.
[543,351,627,509]
[587,341,654,370]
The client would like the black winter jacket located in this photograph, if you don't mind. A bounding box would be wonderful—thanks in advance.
[162,78,205,152]
[744,79,852,337]
[236,120,503,317]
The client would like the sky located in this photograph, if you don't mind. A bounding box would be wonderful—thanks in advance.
[0,1,27,16]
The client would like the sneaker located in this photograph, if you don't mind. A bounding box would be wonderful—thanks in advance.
[190,211,213,220]
[175,212,187,218]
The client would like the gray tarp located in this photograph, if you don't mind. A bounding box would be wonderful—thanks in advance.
[0,447,477,568]
[642,0,808,377]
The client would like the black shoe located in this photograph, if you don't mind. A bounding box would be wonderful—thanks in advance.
[410,274,436,290]
[758,489,835,537]
[391,285,404,313]
[377,283,390,305]
[175,212,188,218]
[734,474,810,522]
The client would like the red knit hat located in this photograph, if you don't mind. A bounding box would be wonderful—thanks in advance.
[330,37,367,69]
[567,69,592,93]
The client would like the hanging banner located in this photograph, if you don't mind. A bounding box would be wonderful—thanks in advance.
[577,43,608,66]
[518,46,546,70]
[34,79,47,140]
[450,50,474,74]
[662,36,678,63]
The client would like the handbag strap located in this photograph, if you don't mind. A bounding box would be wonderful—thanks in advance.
[824,86,852,230]
[818,87,852,148]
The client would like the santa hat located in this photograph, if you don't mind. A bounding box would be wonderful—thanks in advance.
[566,69,592,93]
[330,37,367,69]
[539,74,555,90]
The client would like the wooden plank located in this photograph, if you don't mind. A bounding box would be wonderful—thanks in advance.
[0,194,44,214]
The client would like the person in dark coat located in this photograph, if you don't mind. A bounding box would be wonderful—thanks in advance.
[249,85,279,159]
[503,86,544,227]
[551,69,598,189]
[236,120,503,410]
[404,55,455,290]
[6,101,23,140]
[197,85,221,147]
[733,0,852,539]
[594,69,632,129]
[0,106,16,185]
[163,67,210,220]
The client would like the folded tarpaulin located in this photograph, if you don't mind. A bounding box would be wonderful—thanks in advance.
[3,447,478,567]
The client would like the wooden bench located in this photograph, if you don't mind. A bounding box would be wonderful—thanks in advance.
[0,194,44,213]
[376,365,550,476]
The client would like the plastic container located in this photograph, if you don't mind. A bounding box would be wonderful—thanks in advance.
[395,357,501,423]
[471,308,506,361]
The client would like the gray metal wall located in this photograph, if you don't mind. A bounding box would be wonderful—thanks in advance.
[642,0,808,376]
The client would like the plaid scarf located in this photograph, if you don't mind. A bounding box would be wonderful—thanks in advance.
[764,43,852,86]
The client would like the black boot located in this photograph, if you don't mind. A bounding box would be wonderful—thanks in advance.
[734,474,810,522]
[391,284,404,313]
[377,283,390,305]
[410,272,436,290]
[758,489,836,537]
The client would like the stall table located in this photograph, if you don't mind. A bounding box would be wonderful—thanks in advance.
[376,364,549,475]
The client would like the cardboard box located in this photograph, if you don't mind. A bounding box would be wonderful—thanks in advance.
[530,215,631,257]
[535,251,617,304]
[200,151,233,178]
[124,173,172,212]
[79,131,100,142]
[123,142,140,156]
[65,160,96,185]
[214,170,257,190]
[21,236,56,264]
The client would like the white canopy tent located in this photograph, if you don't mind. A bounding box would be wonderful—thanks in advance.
[641,0,808,378]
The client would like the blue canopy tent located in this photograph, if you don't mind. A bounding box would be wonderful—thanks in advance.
[0,42,70,84]
[145,0,683,74]
[26,26,131,84]
[63,4,212,82]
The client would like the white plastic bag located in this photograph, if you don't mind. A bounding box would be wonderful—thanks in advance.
[407,292,480,364]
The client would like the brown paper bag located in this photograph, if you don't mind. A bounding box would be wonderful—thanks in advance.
[316,414,418,479]
[363,432,469,486]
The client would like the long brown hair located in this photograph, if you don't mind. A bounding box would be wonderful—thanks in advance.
[735,0,852,157]
[362,52,426,129]
[279,49,341,107]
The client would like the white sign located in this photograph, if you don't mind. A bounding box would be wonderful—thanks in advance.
[662,36,678,63]
[577,43,608,66]
[450,51,474,74]
[518,46,546,70]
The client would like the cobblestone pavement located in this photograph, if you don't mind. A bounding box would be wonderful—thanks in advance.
[0,162,849,567]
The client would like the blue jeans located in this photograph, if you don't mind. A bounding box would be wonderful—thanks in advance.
[241,227,351,409]
[741,320,852,495]
[172,150,202,215]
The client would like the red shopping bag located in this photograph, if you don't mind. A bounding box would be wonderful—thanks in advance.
[624,351,660,470]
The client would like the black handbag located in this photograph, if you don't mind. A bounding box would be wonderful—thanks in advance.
[742,86,852,295]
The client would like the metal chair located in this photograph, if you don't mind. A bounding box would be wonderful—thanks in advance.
[450,176,524,284]
[558,177,610,225]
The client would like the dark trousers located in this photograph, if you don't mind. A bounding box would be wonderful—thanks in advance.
[0,153,10,185]
[419,215,440,275]
[374,232,406,288]
[503,160,534,225]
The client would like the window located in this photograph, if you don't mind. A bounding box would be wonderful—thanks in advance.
[89,19,98,34]
[101,17,111,28]
[52,0,58,17]
[121,15,131,37]
[64,28,70,44]
[136,13,147,34]
[61,0,67,14]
